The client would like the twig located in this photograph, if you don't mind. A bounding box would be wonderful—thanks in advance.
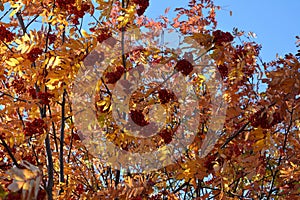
[16,11,26,34]
[25,14,39,30]
[59,89,67,184]
[45,134,54,200]
[266,109,293,199]
[221,121,250,149]
[0,138,20,168]
[47,105,58,152]
[0,8,13,21]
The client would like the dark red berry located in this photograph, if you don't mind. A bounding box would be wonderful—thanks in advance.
[174,59,194,76]
[0,25,14,43]
[158,89,175,104]
[158,129,173,144]
[212,30,234,46]
[130,109,149,127]
[27,48,43,62]
[132,0,149,16]
[24,118,47,136]
[105,66,125,84]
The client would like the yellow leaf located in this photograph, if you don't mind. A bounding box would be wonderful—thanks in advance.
[81,29,89,37]
[47,56,55,67]
[254,139,265,150]
[96,100,107,107]
[117,15,124,21]
[253,127,265,140]
[53,56,61,67]
[5,58,19,67]
[23,33,31,42]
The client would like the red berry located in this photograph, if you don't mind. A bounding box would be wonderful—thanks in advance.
[37,91,54,105]
[27,48,43,62]
[174,59,194,76]
[158,129,173,144]
[76,184,84,194]
[217,64,228,79]
[97,28,112,43]
[105,66,125,84]
[28,87,37,99]
[212,30,234,46]
[158,89,175,104]
[0,25,14,43]
[133,0,150,16]
[130,109,149,127]
[24,118,47,136]
[11,78,26,94]
[48,33,56,44]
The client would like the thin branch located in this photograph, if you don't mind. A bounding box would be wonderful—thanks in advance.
[1,40,14,53]
[266,109,293,199]
[38,87,53,200]
[48,105,58,152]
[100,77,112,96]
[59,89,67,184]
[174,179,190,194]
[221,121,250,149]
[1,92,28,103]
[25,14,39,30]
[16,11,26,34]
[45,133,54,200]
[16,108,25,128]
[0,7,13,21]
[121,0,126,70]
[0,138,20,168]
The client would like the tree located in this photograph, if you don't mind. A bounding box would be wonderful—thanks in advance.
[0,0,299,199]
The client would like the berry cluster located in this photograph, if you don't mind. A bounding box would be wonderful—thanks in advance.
[28,87,54,105]
[11,78,26,94]
[174,59,194,76]
[24,118,47,137]
[105,65,125,84]
[96,28,112,43]
[75,184,85,195]
[129,109,149,127]
[132,0,149,16]
[48,33,56,45]
[28,87,37,99]
[72,132,81,141]
[37,91,54,105]
[56,0,90,25]
[250,109,283,129]
[56,0,75,9]
[27,48,43,62]
[158,129,174,144]
[217,64,228,79]
[158,89,175,104]
[212,30,234,46]
[0,25,14,43]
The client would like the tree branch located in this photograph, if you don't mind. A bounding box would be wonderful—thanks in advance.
[45,133,54,200]
[16,11,26,34]
[59,89,67,184]
[266,109,293,199]
[0,138,20,168]
[221,121,250,149]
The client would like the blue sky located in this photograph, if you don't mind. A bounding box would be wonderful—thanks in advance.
[146,0,300,62]
[1,0,299,62]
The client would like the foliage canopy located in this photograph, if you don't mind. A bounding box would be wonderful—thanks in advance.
[0,0,300,199]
